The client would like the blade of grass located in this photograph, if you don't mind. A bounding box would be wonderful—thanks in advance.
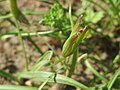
[113,43,120,64]
[0,11,45,20]
[16,20,29,71]
[0,30,60,39]
[10,0,29,71]
[77,53,88,62]
[0,12,16,27]
[68,0,73,30]
[67,49,78,77]
[0,14,12,20]
[10,0,30,25]
[38,77,50,90]
[0,70,19,83]
[27,35,43,54]
[85,59,108,83]
[38,66,65,90]
[31,51,53,71]
[0,85,37,90]
[19,71,92,90]
[45,57,65,69]
[38,0,53,5]
[106,67,120,90]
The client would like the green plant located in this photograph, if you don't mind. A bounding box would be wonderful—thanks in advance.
[10,0,30,71]
[0,0,120,90]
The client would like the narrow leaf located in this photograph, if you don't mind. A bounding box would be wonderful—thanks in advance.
[10,0,29,25]
[19,71,91,90]
[85,60,108,83]
[0,30,59,39]
[0,85,37,90]
[106,67,120,90]
[0,70,19,82]
[31,51,53,71]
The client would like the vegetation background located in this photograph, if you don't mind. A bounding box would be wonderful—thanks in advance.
[0,0,120,90]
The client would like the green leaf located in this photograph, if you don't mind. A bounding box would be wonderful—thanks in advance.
[0,30,59,40]
[113,54,120,64]
[0,85,37,90]
[31,51,53,71]
[0,70,19,82]
[67,49,78,77]
[85,59,108,83]
[19,71,91,90]
[85,10,104,24]
[39,3,69,29]
[106,67,120,90]
[10,0,29,25]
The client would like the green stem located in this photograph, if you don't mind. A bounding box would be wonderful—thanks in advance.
[0,70,20,83]
[15,20,29,71]
[67,49,78,77]
[85,59,108,83]
[10,0,19,19]
[38,0,53,5]
[106,66,120,90]
[27,36,43,54]
[68,0,74,31]
[38,66,64,90]
[46,57,65,69]
[0,11,45,21]
[0,30,59,39]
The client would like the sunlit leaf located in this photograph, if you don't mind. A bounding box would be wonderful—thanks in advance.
[19,71,91,90]
[31,51,53,71]
[0,85,37,90]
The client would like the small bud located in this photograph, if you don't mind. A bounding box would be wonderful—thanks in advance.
[62,15,89,57]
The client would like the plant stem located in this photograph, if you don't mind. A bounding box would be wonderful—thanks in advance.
[10,0,29,71]
[46,57,65,69]
[0,70,20,83]
[15,20,29,71]
[106,66,120,90]
[66,49,78,77]
[85,59,108,83]
[68,0,74,31]
[38,0,53,5]
[1,30,59,39]
[27,36,43,54]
